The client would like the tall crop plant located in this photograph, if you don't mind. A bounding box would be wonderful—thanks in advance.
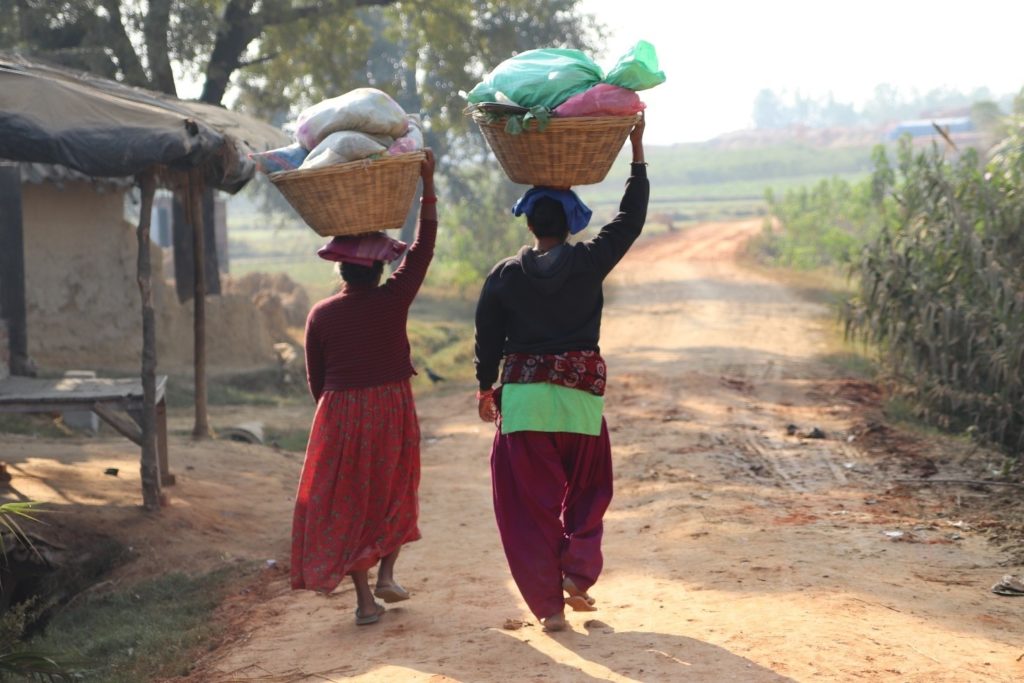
[846,132,1024,456]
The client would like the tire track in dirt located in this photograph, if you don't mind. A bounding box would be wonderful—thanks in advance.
[193,220,1023,682]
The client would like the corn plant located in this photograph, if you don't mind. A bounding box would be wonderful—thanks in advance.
[845,131,1024,458]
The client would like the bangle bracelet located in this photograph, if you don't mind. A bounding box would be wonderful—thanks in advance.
[476,388,494,400]
[421,195,438,204]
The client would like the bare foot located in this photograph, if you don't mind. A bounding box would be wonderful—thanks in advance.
[542,611,567,632]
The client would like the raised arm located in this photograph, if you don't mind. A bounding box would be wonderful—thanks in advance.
[581,116,649,276]
[385,149,437,301]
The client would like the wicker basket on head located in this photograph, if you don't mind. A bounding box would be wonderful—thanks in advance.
[268,151,425,236]
[469,108,640,186]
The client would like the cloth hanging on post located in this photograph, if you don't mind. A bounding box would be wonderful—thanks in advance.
[171,189,221,303]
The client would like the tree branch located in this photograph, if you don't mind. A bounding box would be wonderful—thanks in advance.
[237,52,281,69]
[259,1,394,28]
[199,0,395,104]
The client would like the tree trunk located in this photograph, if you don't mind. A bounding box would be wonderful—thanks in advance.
[100,0,150,88]
[143,0,177,96]
[136,171,161,511]
[199,0,261,105]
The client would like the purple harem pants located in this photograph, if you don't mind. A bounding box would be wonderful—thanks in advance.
[490,419,613,619]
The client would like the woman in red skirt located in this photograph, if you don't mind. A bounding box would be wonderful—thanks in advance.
[291,151,436,626]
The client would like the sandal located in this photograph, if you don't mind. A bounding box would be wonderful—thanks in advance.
[562,577,598,612]
[355,601,386,625]
[373,582,410,603]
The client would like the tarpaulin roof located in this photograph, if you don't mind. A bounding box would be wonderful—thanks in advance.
[0,52,288,192]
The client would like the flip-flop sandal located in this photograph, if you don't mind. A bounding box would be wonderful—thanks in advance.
[562,577,598,612]
[355,601,386,625]
[373,583,410,603]
[565,595,599,612]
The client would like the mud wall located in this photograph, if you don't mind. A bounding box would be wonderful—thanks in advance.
[21,181,276,372]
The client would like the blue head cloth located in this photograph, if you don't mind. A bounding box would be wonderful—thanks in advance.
[512,187,592,235]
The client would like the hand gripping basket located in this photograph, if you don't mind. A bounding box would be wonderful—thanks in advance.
[269,151,425,236]
[469,106,640,186]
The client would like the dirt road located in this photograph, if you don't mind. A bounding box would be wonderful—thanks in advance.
[184,219,1019,682]
[9,220,1021,681]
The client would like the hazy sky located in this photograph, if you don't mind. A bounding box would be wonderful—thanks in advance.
[580,0,1024,144]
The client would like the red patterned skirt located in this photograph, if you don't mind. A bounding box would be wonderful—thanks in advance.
[290,380,421,592]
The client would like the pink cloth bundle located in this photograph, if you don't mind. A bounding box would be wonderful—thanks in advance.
[316,232,408,266]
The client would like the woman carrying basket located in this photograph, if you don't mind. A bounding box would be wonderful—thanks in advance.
[291,150,437,626]
[473,119,647,632]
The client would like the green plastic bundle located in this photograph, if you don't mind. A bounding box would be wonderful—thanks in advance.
[604,40,666,91]
[466,48,603,109]
[467,41,666,111]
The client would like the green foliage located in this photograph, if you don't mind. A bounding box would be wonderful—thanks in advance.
[970,100,1007,136]
[0,502,45,560]
[0,505,74,682]
[0,0,404,98]
[30,569,238,682]
[0,600,73,682]
[639,143,875,188]
[749,145,888,269]
[237,1,601,172]
[753,175,881,269]
[407,316,477,390]
[428,163,527,291]
[845,132,1024,455]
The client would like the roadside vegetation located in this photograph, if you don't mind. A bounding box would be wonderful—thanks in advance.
[27,568,242,682]
[754,111,1024,466]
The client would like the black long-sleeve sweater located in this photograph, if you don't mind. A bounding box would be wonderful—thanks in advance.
[474,163,649,390]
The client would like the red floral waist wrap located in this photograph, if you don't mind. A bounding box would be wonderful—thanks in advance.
[500,350,607,397]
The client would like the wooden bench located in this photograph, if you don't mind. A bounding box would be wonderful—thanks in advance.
[0,375,174,485]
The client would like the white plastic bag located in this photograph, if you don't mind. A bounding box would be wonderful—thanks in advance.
[295,88,409,150]
[299,130,390,170]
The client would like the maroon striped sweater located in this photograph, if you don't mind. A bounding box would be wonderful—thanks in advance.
[304,217,437,399]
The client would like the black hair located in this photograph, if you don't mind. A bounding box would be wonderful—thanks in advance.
[340,260,384,286]
[527,197,569,241]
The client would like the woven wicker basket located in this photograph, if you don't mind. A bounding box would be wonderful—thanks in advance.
[470,110,640,186]
[269,151,425,236]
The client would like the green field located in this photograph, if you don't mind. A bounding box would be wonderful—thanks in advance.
[225,139,877,306]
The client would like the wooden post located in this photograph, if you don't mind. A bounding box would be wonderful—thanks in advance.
[187,169,211,439]
[0,165,31,376]
[136,171,161,511]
